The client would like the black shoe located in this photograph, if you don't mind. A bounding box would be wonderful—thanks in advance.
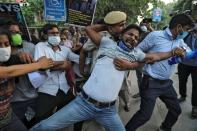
[178,96,186,103]
[132,93,140,98]
[192,106,197,119]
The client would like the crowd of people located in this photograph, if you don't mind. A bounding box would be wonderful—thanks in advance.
[0,9,197,131]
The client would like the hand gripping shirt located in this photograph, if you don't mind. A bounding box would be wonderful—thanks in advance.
[83,36,145,102]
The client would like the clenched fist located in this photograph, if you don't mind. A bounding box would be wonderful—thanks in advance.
[37,56,54,69]
[172,47,186,57]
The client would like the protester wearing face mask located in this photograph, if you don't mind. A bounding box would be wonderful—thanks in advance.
[30,11,185,131]
[5,21,39,128]
[60,32,73,48]
[177,20,197,119]
[32,24,83,131]
[6,22,35,64]
[113,13,194,131]
[0,29,53,131]
[7,21,35,61]
[140,18,154,33]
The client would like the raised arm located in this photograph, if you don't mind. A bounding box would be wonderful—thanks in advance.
[85,24,107,45]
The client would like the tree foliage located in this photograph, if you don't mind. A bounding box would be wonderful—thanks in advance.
[9,0,176,29]
[173,0,192,11]
[19,0,161,26]
[94,0,158,24]
[153,1,175,29]
[21,0,44,26]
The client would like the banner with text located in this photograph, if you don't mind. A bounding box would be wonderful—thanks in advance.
[68,0,97,26]
[152,7,162,22]
[44,0,67,22]
[0,3,31,41]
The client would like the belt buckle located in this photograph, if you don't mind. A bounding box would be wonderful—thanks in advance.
[96,102,111,108]
[93,101,106,108]
[81,91,113,108]
[94,101,102,107]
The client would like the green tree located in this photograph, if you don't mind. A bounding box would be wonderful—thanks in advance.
[94,0,158,24]
[173,0,197,19]
[16,0,174,29]
[173,0,192,11]
[151,1,175,29]
[21,0,44,26]
[94,0,174,30]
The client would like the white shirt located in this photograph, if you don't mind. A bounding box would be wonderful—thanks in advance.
[83,56,125,102]
[34,42,79,96]
[83,36,145,102]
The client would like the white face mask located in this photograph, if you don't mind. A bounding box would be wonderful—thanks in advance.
[48,36,61,46]
[0,46,11,62]
[140,25,147,32]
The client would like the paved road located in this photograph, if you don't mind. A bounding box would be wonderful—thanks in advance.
[63,68,197,131]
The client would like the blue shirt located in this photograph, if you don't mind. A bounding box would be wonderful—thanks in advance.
[138,28,190,80]
[181,33,197,66]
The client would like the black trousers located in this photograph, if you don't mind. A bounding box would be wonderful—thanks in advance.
[32,89,83,131]
[178,63,197,106]
[11,98,36,129]
[125,75,181,131]
[1,113,27,131]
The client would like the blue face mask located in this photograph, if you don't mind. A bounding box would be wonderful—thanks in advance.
[118,41,132,52]
[176,31,188,40]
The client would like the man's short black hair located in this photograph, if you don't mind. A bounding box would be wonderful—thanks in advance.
[42,24,59,34]
[122,24,142,35]
[142,18,152,23]
[0,29,12,43]
[169,13,194,29]
[7,20,19,26]
[95,19,105,24]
